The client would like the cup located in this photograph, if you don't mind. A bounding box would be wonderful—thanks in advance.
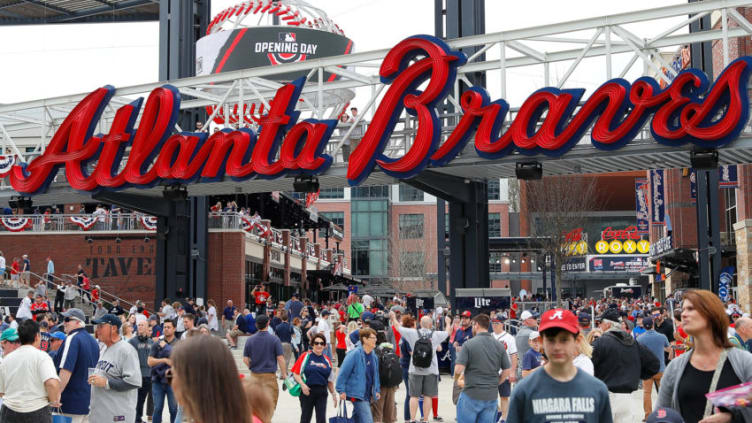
[87,367,97,378]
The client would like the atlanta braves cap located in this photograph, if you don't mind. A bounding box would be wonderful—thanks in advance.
[538,308,579,335]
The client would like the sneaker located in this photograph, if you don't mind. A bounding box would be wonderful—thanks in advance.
[433,417,444,422]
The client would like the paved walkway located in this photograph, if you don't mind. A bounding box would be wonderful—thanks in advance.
[153,337,650,422]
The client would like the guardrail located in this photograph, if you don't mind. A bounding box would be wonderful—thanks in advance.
[28,270,136,312]
[1,212,350,272]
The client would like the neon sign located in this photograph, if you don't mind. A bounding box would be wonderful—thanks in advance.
[7,34,752,195]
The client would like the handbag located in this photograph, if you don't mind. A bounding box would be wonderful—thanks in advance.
[52,407,72,423]
[329,400,354,423]
[286,352,312,397]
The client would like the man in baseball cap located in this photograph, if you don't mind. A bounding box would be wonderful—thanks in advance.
[514,310,539,381]
[646,407,684,423]
[508,309,612,422]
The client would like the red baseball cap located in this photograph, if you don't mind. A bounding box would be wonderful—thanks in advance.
[461,311,472,317]
[538,309,579,334]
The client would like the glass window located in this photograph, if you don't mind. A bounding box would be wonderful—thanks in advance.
[399,251,424,277]
[488,179,500,201]
[399,184,424,202]
[399,214,424,239]
[319,188,345,199]
[489,213,501,237]
[351,185,389,199]
[320,211,345,237]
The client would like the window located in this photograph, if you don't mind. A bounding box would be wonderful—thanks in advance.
[399,214,424,239]
[489,252,503,273]
[488,213,501,237]
[399,251,424,277]
[399,184,424,202]
[351,185,389,199]
[488,179,500,201]
[319,188,345,199]
[352,200,388,238]
[320,211,345,237]
[352,239,388,276]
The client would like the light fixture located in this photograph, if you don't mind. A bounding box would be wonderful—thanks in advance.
[86,237,93,244]
[537,265,542,271]
[690,149,718,170]
[512,258,517,264]
[144,236,150,243]
[504,258,510,264]
[515,161,542,180]
[115,237,122,244]
[293,175,320,193]
[521,258,526,264]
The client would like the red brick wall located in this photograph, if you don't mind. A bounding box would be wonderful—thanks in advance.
[206,231,246,308]
[0,231,248,311]
[0,233,156,307]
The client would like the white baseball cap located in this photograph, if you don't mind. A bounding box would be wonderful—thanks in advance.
[529,331,540,340]
[520,310,534,321]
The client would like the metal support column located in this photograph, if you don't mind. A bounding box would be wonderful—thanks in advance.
[688,0,713,79]
[406,171,489,299]
[695,169,722,292]
[437,198,447,296]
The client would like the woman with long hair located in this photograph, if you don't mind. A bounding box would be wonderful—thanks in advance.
[657,289,752,422]
[573,333,594,375]
[586,328,603,346]
[170,335,254,423]
[291,333,337,423]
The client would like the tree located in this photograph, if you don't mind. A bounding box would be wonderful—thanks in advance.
[521,175,602,303]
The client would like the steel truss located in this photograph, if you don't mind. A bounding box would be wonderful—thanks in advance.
[2,0,752,202]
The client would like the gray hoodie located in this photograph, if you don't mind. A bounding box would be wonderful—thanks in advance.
[657,347,752,421]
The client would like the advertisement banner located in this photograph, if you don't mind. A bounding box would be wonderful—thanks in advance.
[588,255,648,272]
[561,257,587,272]
[636,179,650,235]
[719,165,738,188]
[651,169,665,225]
[406,297,435,314]
[718,266,734,302]
[454,296,509,314]
[690,169,697,200]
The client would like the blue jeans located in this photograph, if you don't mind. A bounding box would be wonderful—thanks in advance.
[351,399,374,423]
[449,343,456,376]
[152,381,177,423]
[456,392,497,423]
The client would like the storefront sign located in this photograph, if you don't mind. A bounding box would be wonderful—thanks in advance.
[561,257,587,272]
[589,255,648,272]
[635,178,650,235]
[651,169,666,225]
[455,296,509,313]
[7,35,752,195]
[649,235,673,256]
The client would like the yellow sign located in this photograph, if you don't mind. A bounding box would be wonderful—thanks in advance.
[576,240,588,255]
[637,239,650,254]
[623,239,637,254]
[595,240,609,254]
[609,240,623,254]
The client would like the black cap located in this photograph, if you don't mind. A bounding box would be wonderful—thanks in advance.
[599,308,621,323]
[92,314,122,328]
[643,316,654,329]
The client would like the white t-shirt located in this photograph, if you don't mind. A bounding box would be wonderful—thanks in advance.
[573,353,594,376]
[316,319,331,344]
[207,306,219,331]
[0,345,60,413]
[160,305,176,322]
[493,331,518,356]
[0,256,6,270]
[16,296,32,320]
[396,327,449,375]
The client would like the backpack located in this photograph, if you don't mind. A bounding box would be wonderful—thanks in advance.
[377,345,403,388]
[412,330,434,368]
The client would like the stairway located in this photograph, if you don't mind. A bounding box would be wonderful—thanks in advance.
[231,335,252,377]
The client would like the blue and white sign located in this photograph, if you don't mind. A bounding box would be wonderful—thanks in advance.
[718,266,734,302]
[719,165,738,188]
[651,169,665,225]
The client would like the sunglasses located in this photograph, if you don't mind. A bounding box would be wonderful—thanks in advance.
[313,341,326,346]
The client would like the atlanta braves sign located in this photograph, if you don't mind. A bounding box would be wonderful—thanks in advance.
[6,34,752,195]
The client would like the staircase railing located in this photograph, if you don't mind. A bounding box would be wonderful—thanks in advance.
[28,271,136,312]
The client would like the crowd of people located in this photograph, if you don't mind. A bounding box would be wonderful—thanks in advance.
[0,276,751,423]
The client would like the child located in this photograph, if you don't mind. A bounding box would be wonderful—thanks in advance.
[507,309,612,423]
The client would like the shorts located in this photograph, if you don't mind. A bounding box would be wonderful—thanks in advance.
[11,274,18,280]
[408,373,438,397]
[229,329,242,338]
[498,380,511,397]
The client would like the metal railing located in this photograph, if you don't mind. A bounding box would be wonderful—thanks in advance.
[26,270,136,312]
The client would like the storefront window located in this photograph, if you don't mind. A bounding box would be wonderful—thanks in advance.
[399,214,424,239]
[725,189,737,245]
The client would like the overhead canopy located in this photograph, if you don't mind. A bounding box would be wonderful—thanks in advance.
[0,0,159,25]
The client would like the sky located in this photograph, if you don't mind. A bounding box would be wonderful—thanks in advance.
[0,0,687,107]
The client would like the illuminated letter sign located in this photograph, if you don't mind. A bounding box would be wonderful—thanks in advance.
[5,34,752,195]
